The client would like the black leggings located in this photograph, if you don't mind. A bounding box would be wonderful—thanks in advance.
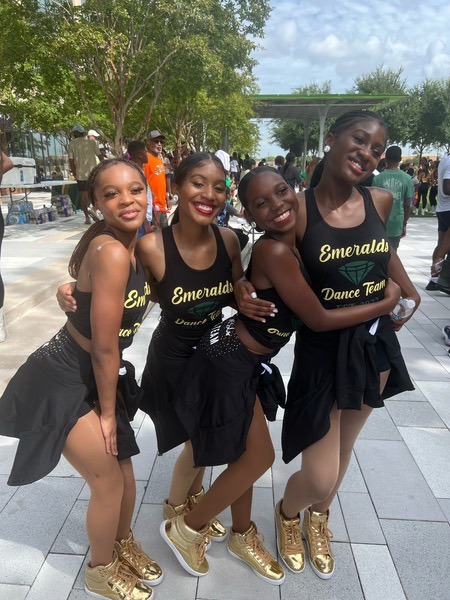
[429,185,438,207]
[418,183,430,209]
[0,208,4,308]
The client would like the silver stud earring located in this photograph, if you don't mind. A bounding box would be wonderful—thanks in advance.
[172,194,178,203]
[251,221,257,228]
[324,144,331,154]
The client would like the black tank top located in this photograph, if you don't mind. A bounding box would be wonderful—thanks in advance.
[66,231,151,350]
[299,186,390,309]
[156,224,235,342]
[239,234,310,350]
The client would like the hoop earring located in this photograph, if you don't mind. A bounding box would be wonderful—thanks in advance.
[323,144,331,153]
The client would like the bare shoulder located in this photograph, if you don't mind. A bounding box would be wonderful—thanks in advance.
[368,186,393,221]
[218,225,240,253]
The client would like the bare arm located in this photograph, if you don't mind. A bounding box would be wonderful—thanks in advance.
[89,243,130,456]
[254,241,399,332]
[388,250,421,330]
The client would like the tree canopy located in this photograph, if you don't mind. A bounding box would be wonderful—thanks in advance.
[0,0,271,154]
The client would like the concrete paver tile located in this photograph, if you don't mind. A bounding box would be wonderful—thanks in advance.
[0,474,18,511]
[51,500,89,555]
[399,348,450,381]
[415,381,450,427]
[385,400,445,428]
[354,439,446,521]
[280,542,363,600]
[0,584,29,599]
[359,407,402,440]
[381,519,450,600]
[26,553,84,600]
[339,492,385,544]
[0,478,83,584]
[339,452,367,493]
[352,543,406,600]
[398,427,450,498]
[437,498,450,522]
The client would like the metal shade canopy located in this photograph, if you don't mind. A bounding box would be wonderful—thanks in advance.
[253,93,405,162]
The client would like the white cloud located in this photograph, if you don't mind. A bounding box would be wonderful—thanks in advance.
[252,0,450,155]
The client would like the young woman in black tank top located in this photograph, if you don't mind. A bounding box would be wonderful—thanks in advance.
[1,159,162,599]
[163,167,400,584]
[57,154,271,575]
[236,111,420,580]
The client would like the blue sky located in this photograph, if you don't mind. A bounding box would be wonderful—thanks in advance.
[252,0,450,157]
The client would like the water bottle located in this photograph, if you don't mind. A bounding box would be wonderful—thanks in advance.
[392,298,415,320]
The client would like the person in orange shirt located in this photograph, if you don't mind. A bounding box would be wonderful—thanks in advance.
[144,130,170,228]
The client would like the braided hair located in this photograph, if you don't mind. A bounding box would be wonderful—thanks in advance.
[309,110,388,188]
[68,158,147,278]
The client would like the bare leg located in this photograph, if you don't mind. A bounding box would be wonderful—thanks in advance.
[281,403,341,519]
[185,398,274,531]
[168,441,204,506]
[188,466,206,496]
[63,410,124,567]
[116,458,136,540]
[230,486,253,534]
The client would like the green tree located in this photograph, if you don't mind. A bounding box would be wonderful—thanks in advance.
[48,0,270,153]
[350,66,409,144]
[404,79,447,160]
[270,82,332,156]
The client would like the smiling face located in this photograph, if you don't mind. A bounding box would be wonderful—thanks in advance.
[325,119,387,184]
[174,160,226,224]
[93,163,147,233]
[244,170,298,236]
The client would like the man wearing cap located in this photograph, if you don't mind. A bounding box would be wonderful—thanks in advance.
[145,130,170,228]
[68,125,103,224]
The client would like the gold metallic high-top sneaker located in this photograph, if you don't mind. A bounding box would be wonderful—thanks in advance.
[303,507,334,579]
[85,550,153,599]
[188,488,228,542]
[163,496,211,549]
[115,530,163,586]
[160,514,209,576]
[275,499,305,573]
[227,521,285,585]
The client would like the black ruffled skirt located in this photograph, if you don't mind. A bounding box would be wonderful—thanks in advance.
[282,315,414,464]
[174,317,285,467]
[139,320,193,454]
[0,327,140,486]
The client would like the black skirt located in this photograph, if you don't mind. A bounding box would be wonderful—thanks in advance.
[0,327,140,486]
[174,317,284,467]
[282,315,414,464]
[139,319,193,454]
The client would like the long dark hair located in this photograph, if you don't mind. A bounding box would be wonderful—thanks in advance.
[68,158,147,278]
[310,110,388,188]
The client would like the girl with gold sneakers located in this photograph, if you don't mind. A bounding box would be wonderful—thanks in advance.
[1,159,162,600]
[239,111,418,581]
[161,165,401,585]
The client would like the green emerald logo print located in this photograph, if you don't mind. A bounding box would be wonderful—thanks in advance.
[338,261,374,285]
[188,301,220,318]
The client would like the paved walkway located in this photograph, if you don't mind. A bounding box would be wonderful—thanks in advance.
[0,195,449,600]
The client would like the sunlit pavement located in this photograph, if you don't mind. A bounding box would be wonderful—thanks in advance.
[0,195,449,600]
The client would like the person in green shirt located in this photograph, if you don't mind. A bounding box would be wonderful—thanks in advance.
[372,146,414,251]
